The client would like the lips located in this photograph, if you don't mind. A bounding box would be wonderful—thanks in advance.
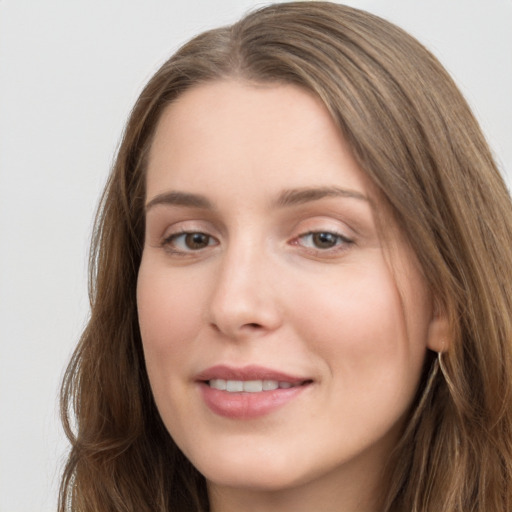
[196,365,313,419]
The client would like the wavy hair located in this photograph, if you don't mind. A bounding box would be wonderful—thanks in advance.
[59,2,512,511]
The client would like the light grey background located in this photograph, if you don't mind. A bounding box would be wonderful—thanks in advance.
[0,1,510,511]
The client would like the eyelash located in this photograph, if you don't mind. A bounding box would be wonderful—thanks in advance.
[161,230,218,254]
[161,228,353,257]
[292,231,354,254]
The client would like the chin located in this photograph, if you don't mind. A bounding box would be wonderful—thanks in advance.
[192,450,309,492]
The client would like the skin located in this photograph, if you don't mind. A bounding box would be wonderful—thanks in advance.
[137,80,447,512]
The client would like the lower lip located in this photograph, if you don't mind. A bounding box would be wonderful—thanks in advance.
[199,382,310,419]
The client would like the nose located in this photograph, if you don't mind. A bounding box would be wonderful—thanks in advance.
[207,241,283,339]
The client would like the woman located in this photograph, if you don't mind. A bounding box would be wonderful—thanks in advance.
[59,2,512,511]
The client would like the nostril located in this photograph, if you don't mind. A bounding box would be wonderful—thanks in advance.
[210,323,222,332]
[209,321,263,336]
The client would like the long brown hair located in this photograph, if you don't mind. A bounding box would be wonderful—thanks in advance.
[59,2,512,510]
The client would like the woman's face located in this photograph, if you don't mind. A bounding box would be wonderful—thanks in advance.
[137,80,445,498]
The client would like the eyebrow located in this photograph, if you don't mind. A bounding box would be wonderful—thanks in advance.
[145,191,214,211]
[145,186,368,212]
[275,186,368,207]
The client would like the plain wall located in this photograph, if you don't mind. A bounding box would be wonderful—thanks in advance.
[0,1,510,510]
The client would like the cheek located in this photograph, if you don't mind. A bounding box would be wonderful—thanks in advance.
[294,263,402,349]
[136,262,205,371]
[291,259,428,393]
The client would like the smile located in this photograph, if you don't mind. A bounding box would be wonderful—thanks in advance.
[208,379,304,392]
[197,365,313,419]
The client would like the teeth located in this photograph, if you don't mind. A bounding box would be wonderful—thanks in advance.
[209,379,227,390]
[262,380,279,391]
[243,380,263,392]
[226,380,244,392]
[209,379,299,392]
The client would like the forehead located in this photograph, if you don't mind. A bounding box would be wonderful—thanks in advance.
[143,78,422,281]
[146,79,373,201]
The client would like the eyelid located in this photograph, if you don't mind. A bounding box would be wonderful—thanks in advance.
[291,215,354,237]
[159,218,219,241]
[160,230,219,256]
[291,229,353,250]
[287,215,356,257]
[157,218,221,255]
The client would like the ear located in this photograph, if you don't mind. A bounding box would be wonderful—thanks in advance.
[426,300,450,353]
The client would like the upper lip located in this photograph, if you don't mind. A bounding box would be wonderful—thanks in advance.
[195,364,310,384]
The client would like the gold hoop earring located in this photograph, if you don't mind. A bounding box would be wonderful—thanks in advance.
[436,347,454,394]
[437,348,446,377]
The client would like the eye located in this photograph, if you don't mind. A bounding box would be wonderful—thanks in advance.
[163,231,217,253]
[295,231,353,251]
